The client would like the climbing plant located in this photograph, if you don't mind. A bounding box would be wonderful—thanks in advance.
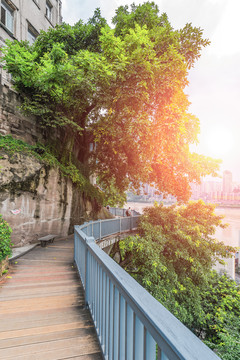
[0,214,12,262]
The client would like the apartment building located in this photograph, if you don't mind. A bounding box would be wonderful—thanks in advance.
[0,0,62,84]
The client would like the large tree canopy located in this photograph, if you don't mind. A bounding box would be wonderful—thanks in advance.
[113,202,240,359]
[2,2,220,201]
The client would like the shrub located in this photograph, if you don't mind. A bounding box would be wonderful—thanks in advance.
[0,214,12,262]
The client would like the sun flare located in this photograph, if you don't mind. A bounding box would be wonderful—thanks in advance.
[204,126,234,158]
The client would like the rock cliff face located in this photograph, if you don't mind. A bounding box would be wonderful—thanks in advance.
[0,84,44,144]
[0,85,104,246]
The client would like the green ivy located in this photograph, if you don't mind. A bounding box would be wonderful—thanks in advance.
[0,214,12,262]
[0,135,103,202]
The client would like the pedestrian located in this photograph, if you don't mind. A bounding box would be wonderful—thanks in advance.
[126,207,131,217]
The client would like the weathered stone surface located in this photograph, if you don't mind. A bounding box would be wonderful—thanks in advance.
[0,152,42,187]
[0,152,71,245]
[0,84,105,246]
[0,152,104,246]
[0,84,44,145]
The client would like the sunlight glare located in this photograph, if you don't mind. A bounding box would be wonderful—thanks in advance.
[204,126,234,158]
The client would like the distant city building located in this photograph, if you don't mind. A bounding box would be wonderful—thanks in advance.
[0,0,62,85]
[129,171,240,204]
[190,170,240,203]
[223,170,232,194]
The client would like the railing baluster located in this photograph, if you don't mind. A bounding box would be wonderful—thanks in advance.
[105,276,110,358]
[112,284,116,360]
[97,262,100,334]
[126,304,134,360]
[109,281,114,360]
[124,300,128,360]
[100,268,103,344]
[145,329,155,360]
[90,253,93,312]
[88,252,91,310]
[94,259,98,325]
[135,315,144,359]
[92,256,95,320]
[118,295,125,360]
[133,312,136,360]
[143,327,146,360]
[113,288,120,359]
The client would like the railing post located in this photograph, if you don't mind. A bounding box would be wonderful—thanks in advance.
[100,219,102,240]
[74,226,77,261]
[85,236,95,308]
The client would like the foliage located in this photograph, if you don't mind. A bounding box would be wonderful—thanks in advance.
[0,135,103,202]
[202,272,240,359]
[0,215,12,262]
[2,2,221,202]
[116,201,238,340]
[100,178,127,207]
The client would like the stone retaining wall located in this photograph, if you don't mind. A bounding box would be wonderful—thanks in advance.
[0,84,44,145]
[0,84,104,246]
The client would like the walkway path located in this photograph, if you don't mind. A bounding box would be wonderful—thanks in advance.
[0,238,102,360]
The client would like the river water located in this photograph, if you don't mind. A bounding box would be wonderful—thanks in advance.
[127,202,240,280]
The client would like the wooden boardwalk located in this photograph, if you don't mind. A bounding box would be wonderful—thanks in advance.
[0,238,103,360]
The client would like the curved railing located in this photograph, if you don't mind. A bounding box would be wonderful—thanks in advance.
[74,209,220,360]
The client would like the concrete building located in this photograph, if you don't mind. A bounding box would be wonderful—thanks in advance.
[223,170,232,194]
[0,0,62,84]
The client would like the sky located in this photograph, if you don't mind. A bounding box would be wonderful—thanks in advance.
[62,0,240,182]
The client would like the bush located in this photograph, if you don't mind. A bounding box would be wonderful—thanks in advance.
[0,214,12,262]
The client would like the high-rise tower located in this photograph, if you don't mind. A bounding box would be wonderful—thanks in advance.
[223,170,232,194]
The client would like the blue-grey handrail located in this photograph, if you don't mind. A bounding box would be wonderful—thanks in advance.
[74,211,220,360]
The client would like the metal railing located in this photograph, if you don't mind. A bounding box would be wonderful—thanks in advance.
[74,209,220,360]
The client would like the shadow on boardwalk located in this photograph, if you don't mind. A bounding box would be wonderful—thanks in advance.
[0,238,103,360]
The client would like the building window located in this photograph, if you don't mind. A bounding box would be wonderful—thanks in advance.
[1,1,14,33]
[46,1,52,21]
[27,23,38,45]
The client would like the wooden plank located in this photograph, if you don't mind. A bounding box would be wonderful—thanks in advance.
[0,328,96,349]
[0,313,91,332]
[0,306,88,324]
[0,337,100,358]
[0,297,84,315]
[0,239,103,359]
[3,347,102,360]
[0,288,82,301]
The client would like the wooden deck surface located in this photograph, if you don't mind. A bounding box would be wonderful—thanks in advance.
[0,238,103,360]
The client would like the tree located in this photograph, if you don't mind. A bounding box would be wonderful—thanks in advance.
[114,201,240,358]
[115,201,237,331]
[202,272,240,359]
[2,2,220,202]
